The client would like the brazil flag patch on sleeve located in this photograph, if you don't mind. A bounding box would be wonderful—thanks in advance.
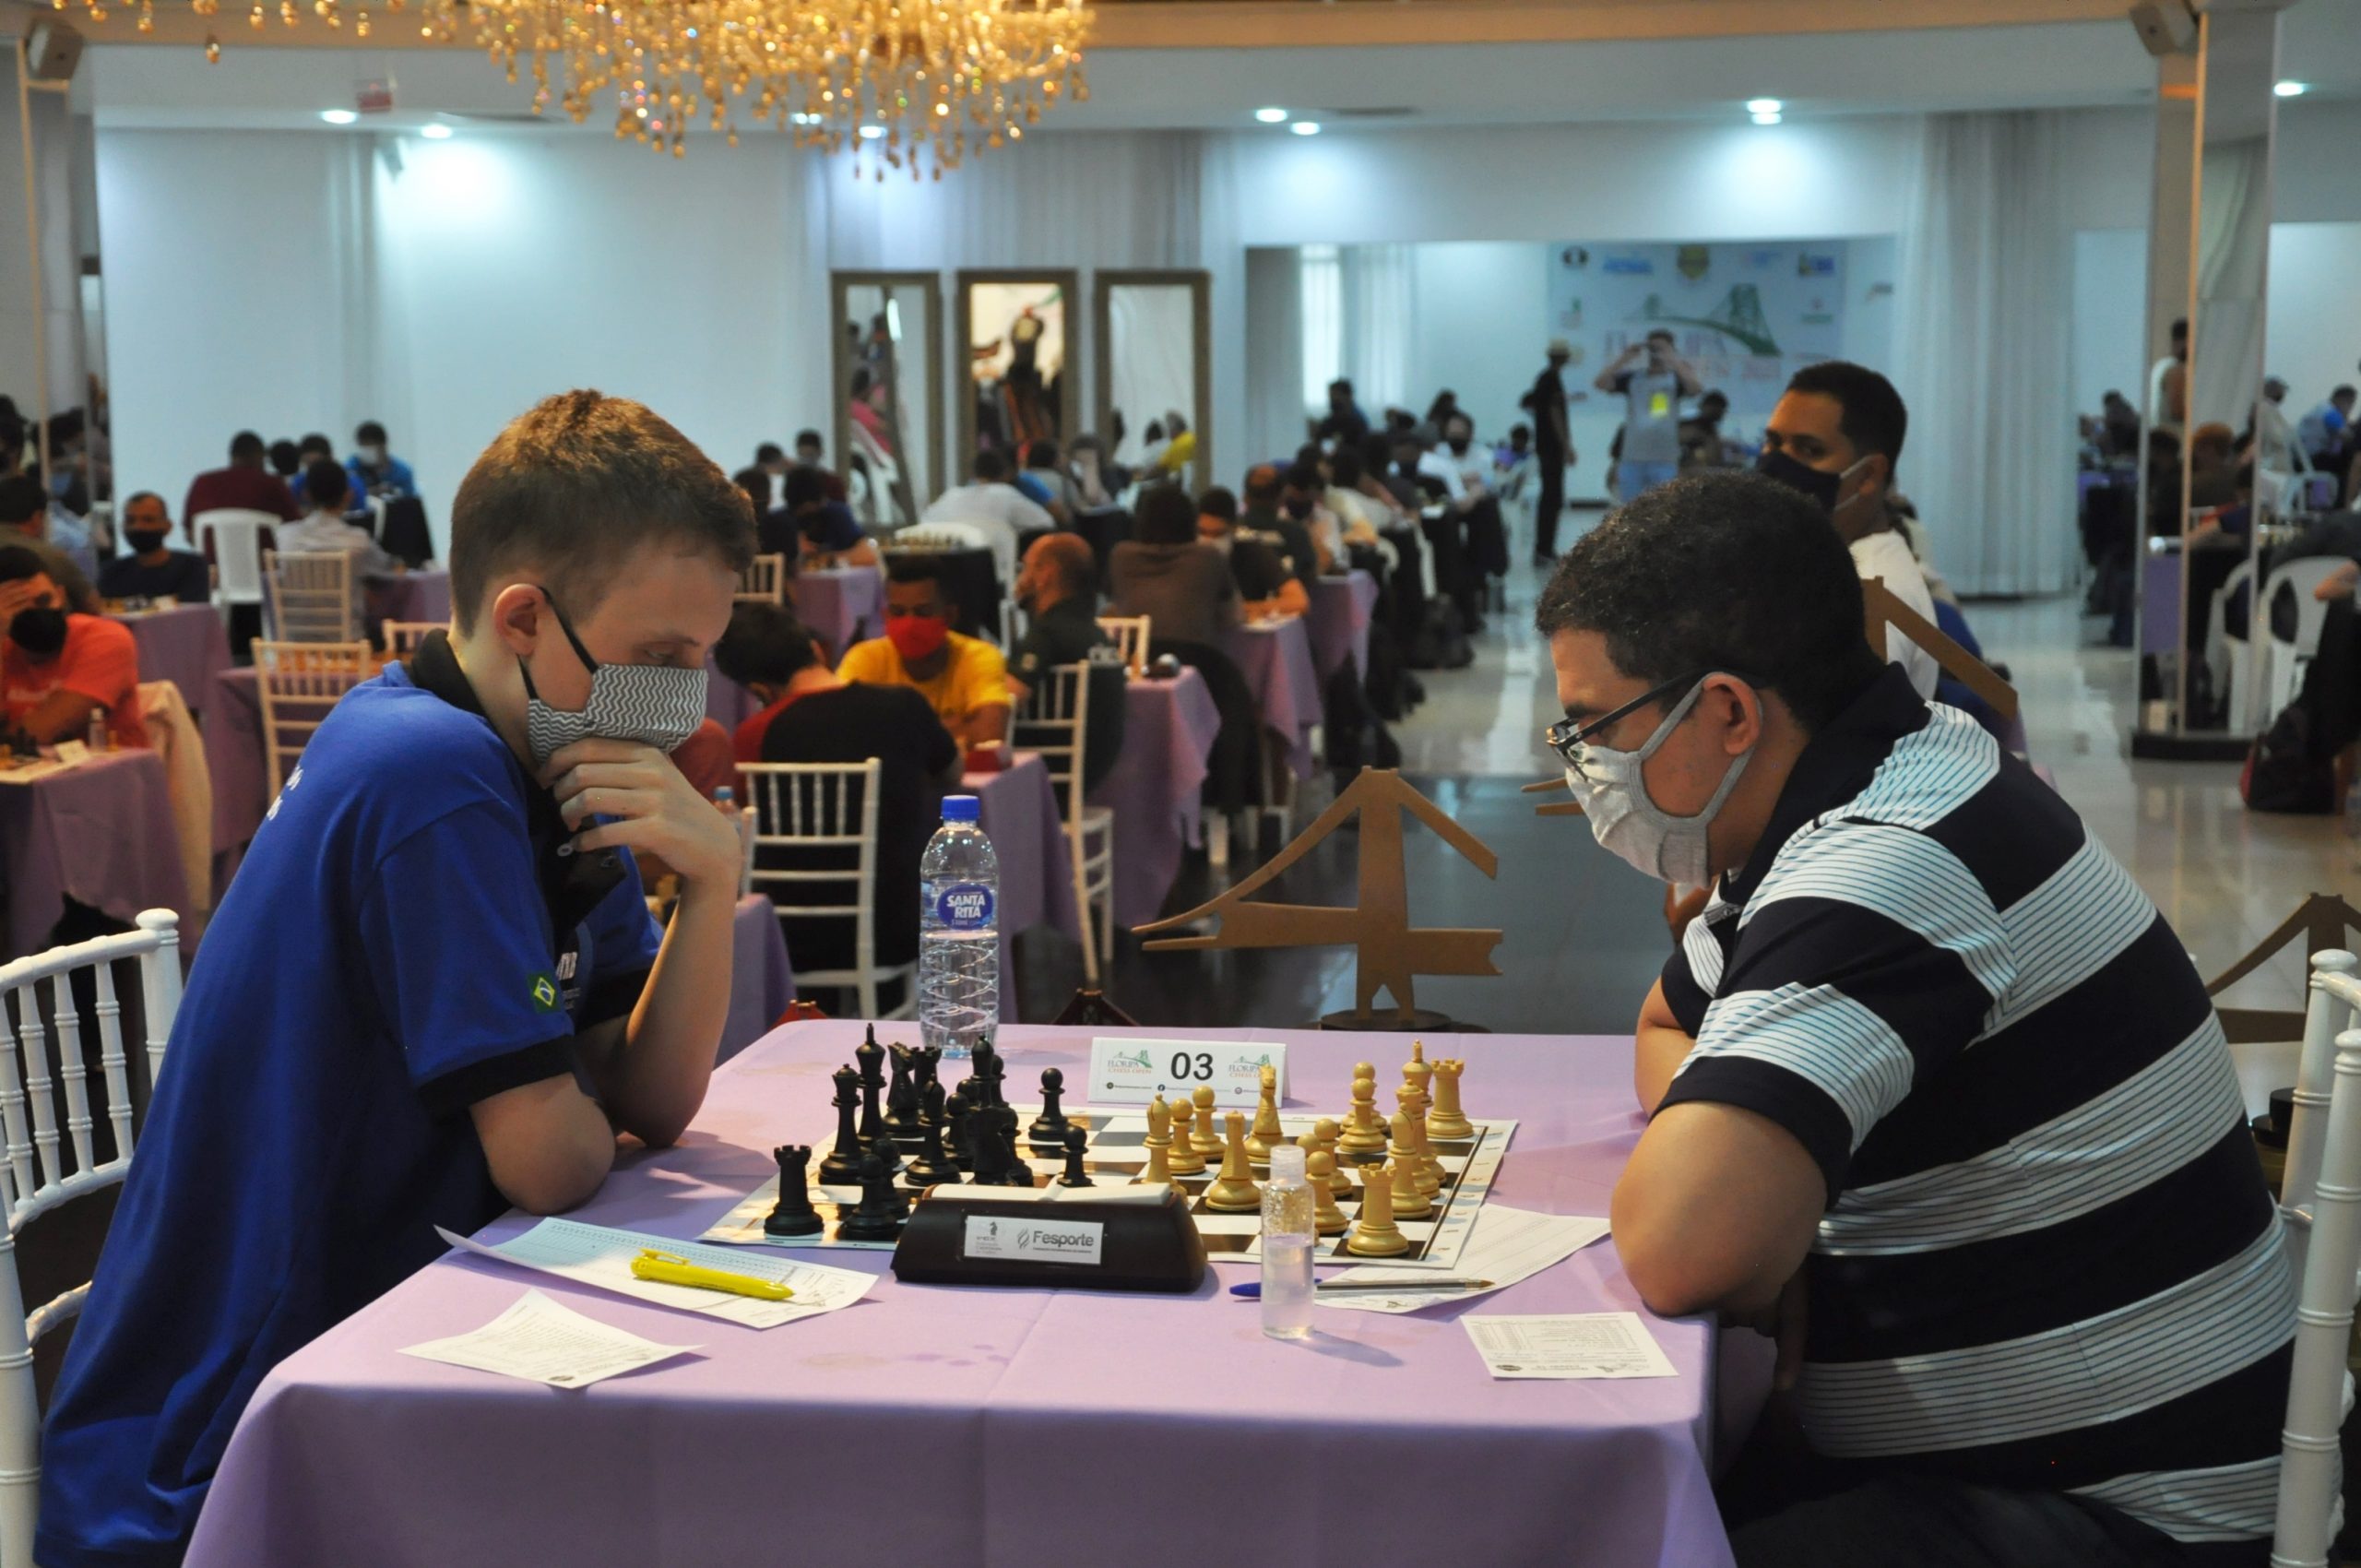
[529,972,561,1014]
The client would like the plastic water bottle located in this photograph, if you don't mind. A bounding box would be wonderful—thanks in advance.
[1261,1144,1316,1340]
[919,795,999,1058]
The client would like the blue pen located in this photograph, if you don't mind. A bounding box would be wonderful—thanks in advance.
[1228,1277,1494,1299]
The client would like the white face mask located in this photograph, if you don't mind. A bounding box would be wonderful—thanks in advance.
[517,591,708,770]
[1560,679,1753,887]
[360,444,388,468]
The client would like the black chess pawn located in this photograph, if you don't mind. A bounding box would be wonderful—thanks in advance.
[854,1028,887,1141]
[1028,1067,1072,1148]
[884,1043,921,1141]
[1057,1126,1095,1188]
[816,1065,864,1185]
[944,1087,974,1171]
[764,1145,825,1236]
[868,1132,906,1176]
[904,1082,961,1187]
[834,1144,906,1242]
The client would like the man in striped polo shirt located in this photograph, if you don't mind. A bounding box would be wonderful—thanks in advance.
[1542,470,2292,1566]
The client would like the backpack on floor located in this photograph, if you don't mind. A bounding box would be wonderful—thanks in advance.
[2241,699,2337,814]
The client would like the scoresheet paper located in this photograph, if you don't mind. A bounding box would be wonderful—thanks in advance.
[400,1289,700,1387]
[436,1219,875,1329]
[1462,1313,1679,1380]
[1317,1206,1611,1314]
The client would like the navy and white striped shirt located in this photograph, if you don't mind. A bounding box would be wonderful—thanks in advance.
[1659,666,2291,1550]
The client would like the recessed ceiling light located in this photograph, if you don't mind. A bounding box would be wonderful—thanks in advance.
[1254,106,1288,124]
[2274,79,2308,98]
[858,125,884,140]
[1289,121,1320,137]
[420,122,453,139]
[319,108,359,125]
[1750,111,1783,125]
[790,112,821,125]
[1746,98,1782,115]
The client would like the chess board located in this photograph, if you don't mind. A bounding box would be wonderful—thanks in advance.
[699,1107,1514,1272]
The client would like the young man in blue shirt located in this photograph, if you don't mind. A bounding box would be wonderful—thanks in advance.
[38,389,755,1567]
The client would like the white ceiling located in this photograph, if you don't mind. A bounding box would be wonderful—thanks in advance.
[75,0,2361,136]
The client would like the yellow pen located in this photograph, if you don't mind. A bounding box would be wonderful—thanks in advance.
[630,1249,796,1301]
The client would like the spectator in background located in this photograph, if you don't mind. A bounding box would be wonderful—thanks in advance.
[1321,447,1391,553]
[1596,328,1703,505]
[837,557,1010,752]
[1264,464,1332,587]
[99,493,211,603]
[2189,422,2242,510]
[919,448,1050,591]
[738,466,786,552]
[280,459,399,638]
[1424,389,1463,435]
[2300,386,2356,472]
[1754,360,1940,699]
[0,475,100,613]
[1521,338,1575,564]
[1067,434,1117,509]
[0,544,147,748]
[345,421,418,501]
[718,598,958,1015]
[183,431,301,541]
[2150,316,2189,440]
[1679,391,1738,472]
[286,434,335,505]
[2250,376,2308,476]
[1318,378,1370,449]
[1109,482,1239,648]
[1199,486,1307,620]
[2099,390,2142,461]
[787,431,848,505]
[1021,441,1082,521]
[268,440,304,485]
[1359,431,1419,515]
[35,472,98,587]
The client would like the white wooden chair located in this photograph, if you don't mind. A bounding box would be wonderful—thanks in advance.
[1096,614,1151,678]
[739,760,915,1020]
[0,910,183,1563]
[381,621,441,657]
[263,548,355,644]
[2272,950,2361,1565]
[195,509,278,615]
[254,640,370,795]
[1014,663,1118,983]
[737,553,788,606]
[737,802,758,898]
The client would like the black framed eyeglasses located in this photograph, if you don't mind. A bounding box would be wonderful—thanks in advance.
[1544,668,1762,771]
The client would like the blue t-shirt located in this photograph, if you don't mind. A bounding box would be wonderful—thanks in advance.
[38,650,660,1568]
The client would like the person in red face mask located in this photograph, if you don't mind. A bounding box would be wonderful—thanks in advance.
[836,557,1012,752]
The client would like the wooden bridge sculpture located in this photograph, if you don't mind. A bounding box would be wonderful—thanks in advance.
[1134,768,1501,1028]
[1525,576,2023,818]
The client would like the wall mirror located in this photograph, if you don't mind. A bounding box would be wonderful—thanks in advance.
[956,270,1078,477]
[1095,270,1211,493]
[832,271,944,532]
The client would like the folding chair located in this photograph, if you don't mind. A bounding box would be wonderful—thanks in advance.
[737,553,788,606]
[1015,663,1117,983]
[381,621,441,657]
[0,910,183,1563]
[1096,614,1152,678]
[254,640,370,795]
[740,760,915,1020]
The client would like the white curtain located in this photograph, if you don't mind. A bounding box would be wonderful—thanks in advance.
[1893,112,2077,598]
[1341,244,1413,418]
[1244,246,1307,463]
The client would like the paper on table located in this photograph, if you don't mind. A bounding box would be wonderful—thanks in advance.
[1318,1205,1610,1313]
[437,1218,874,1329]
[400,1289,699,1387]
[1462,1313,1679,1380]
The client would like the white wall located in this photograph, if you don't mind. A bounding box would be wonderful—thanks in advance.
[2071,228,2150,423]
[2267,222,2361,415]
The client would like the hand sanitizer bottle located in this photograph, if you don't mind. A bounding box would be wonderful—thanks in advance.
[1261,1144,1315,1340]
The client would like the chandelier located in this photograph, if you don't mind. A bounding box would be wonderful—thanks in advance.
[98,0,1089,172]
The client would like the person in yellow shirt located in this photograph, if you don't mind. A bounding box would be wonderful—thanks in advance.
[838,557,1011,751]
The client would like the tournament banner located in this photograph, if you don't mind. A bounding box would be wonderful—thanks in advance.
[1546,241,1849,415]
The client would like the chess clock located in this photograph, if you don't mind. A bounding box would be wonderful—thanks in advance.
[891,1189,1209,1292]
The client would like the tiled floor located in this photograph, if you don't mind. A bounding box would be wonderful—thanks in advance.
[1018,560,2352,1033]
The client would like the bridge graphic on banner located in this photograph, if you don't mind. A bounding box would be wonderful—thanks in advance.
[1641,283,1780,356]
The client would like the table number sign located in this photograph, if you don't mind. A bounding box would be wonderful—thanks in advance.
[1086,1037,1288,1109]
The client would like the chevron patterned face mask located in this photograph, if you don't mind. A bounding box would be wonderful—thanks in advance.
[518,588,708,769]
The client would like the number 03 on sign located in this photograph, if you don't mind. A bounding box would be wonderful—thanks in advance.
[1086,1038,1289,1110]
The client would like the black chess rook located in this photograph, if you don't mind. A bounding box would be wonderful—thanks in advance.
[764,1145,825,1237]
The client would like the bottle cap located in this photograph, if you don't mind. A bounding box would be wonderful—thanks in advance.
[713,786,734,803]
[942,794,981,823]
[1268,1145,1306,1182]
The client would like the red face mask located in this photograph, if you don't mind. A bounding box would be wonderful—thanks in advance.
[886,613,949,663]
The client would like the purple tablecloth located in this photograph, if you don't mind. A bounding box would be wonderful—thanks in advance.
[363,568,452,631]
[0,749,193,962]
[792,565,883,659]
[206,669,269,868]
[1224,616,1323,780]
[1306,570,1377,683]
[1089,670,1219,930]
[720,893,795,1063]
[967,753,1080,1021]
[116,604,231,716]
[2141,547,2181,658]
[185,1022,1733,1568]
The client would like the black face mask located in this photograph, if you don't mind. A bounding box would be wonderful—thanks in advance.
[126,528,172,554]
[1753,448,1842,513]
[8,606,67,658]
[1282,497,1312,520]
[1448,438,1470,456]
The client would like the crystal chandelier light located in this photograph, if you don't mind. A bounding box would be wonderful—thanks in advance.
[103,0,1089,172]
